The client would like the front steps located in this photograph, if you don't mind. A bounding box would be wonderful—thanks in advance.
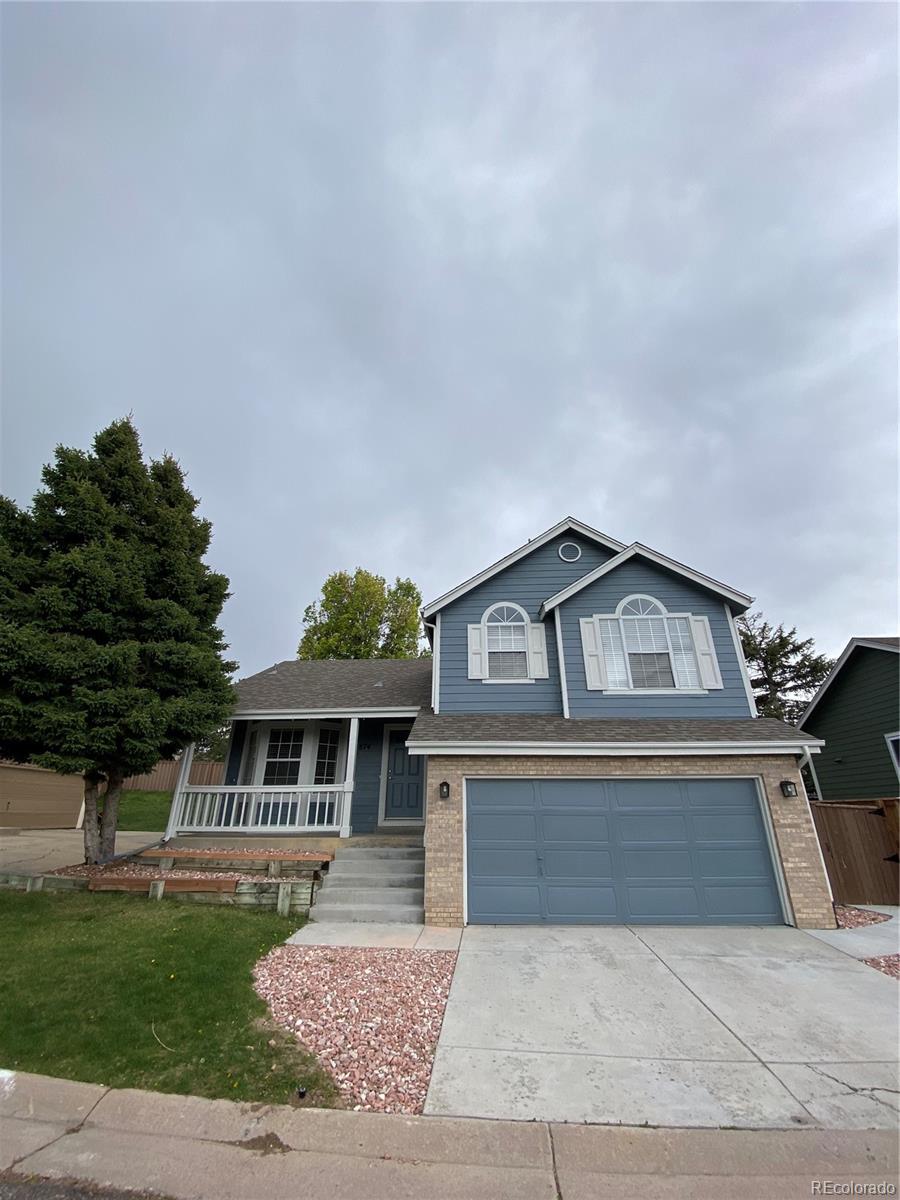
[313,844,425,923]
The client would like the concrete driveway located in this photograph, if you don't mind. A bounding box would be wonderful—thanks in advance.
[425,925,900,1129]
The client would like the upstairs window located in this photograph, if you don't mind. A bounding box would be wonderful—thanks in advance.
[485,604,530,680]
[582,595,722,692]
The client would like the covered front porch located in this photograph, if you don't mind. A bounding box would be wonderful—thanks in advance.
[165,715,425,840]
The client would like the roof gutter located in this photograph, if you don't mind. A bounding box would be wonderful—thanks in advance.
[406,739,824,757]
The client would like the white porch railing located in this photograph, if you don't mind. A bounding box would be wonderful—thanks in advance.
[170,785,350,834]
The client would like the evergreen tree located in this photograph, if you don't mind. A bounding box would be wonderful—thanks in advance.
[0,419,235,863]
[738,611,833,724]
[298,569,423,660]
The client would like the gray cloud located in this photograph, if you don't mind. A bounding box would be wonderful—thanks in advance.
[2,1,896,672]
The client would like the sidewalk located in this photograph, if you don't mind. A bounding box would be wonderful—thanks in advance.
[0,830,159,877]
[805,907,900,961]
[2,1071,897,1199]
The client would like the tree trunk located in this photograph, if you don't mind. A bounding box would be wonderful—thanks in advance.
[99,772,124,863]
[82,776,103,865]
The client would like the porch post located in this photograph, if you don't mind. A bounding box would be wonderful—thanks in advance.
[340,717,360,838]
[165,742,195,842]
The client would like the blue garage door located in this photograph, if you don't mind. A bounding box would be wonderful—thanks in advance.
[466,778,784,925]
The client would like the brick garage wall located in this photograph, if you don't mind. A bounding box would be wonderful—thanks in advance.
[423,755,835,930]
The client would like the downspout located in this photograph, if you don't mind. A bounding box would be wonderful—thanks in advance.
[423,617,439,714]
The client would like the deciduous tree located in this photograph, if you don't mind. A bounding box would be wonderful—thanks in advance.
[298,569,423,660]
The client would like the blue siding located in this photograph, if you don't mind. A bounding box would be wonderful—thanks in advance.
[224,721,247,785]
[559,559,752,718]
[438,535,618,714]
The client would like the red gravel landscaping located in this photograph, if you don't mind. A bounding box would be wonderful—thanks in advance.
[254,944,457,1114]
[863,954,900,979]
[834,905,891,929]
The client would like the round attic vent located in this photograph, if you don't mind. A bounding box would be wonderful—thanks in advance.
[559,541,582,562]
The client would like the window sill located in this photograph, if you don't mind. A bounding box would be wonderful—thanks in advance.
[481,678,536,685]
[602,688,709,696]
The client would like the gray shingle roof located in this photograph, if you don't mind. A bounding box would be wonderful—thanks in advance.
[857,637,900,652]
[234,658,432,714]
[408,713,815,745]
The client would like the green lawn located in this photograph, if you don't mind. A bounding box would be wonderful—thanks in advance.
[0,891,338,1107]
[111,789,172,832]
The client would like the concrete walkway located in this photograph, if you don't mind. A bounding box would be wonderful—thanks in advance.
[426,925,900,1129]
[286,922,462,949]
[805,907,900,960]
[2,1071,897,1199]
[0,829,160,877]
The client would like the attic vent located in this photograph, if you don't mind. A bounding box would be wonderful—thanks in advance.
[374,681,384,687]
[559,542,582,562]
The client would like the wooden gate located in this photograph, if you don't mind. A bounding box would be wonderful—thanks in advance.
[811,799,899,905]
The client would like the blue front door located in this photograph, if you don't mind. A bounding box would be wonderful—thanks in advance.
[383,728,423,822]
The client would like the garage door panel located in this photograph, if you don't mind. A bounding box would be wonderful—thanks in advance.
[469,884,542,920]
[623,849,694,879]
[696,847,774,878]
[469,848,539,879]
[610,780,689,809]
[540,812,609,843]
[704,885,781,919]
[617,814,688,844]
[465,778,783,926]
[627,886,703,918]
[469,812,537,843]
[543,849,613,878]
[537,780,610,808]
[545,885,619,919]
[693,813,763,842]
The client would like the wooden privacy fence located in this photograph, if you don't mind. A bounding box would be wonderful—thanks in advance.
[811,799,899,906]
[123,759,225,792]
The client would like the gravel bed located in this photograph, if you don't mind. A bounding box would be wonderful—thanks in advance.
[835,905,892,929]
[254,944,457,1114]
[863,954,900,979]
[47,863,309,883]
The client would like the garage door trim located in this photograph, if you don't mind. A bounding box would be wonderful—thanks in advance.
[461,775,793,926]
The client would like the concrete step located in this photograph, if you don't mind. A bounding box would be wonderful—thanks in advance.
[316,887,423,906]
[311,902,425,924]
[334,847,424,861]
[322,871,424,888]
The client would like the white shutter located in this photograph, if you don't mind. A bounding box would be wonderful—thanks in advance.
[580,617,608,690]
[467,623,487,679]
[527,622,549,678]
[690,616,724,689]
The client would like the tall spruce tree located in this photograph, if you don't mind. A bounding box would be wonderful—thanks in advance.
[0,419,235,863]
[738,611,833,724]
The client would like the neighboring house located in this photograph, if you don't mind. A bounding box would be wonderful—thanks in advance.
[165,517,834,929]
[0,761,83,829]
[799,637,899,904]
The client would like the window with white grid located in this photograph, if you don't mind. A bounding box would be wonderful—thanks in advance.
[485,604,530,680]
[596,597,702,690]
[314,726,340,785]
[263,728,304,785]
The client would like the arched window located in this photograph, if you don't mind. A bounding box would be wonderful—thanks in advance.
[484,603,530,680]
[598,595,701,690]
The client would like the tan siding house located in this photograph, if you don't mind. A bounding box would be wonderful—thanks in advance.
[0,762,83,829]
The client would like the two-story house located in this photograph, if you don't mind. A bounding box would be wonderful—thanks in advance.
[164,518,835,929]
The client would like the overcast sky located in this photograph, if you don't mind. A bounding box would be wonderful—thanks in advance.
[2,2,896,676]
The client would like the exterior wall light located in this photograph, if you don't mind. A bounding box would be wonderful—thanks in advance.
[439,781,451,800]
[780,780,798,798]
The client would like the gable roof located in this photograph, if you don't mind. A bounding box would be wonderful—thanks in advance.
[234,658,432,716]
[421,517,626,619]
[539,543,753,617]
[799,637,900,727]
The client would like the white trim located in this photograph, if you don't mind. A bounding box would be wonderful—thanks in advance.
[75,799,85,830]
[341,717,359,837]
[554,607,570,719]
[805,751,825,801]
[421,517,626,618]
[481,678,535,684]
[603,688,708,696]
[725,604,758,716]
[432,614,441,714]
[480,600,533,682]
[461,772,794,928]
[558,541,582,562]
[884,731,900,781]
[753,777,796,926]
[233,707,420,720]
[408,739,823,757]
[587,606,710,694]
[165,743,195,841]
[378,723,425,826]
[800,638,900,726]
[539,543,753,616]
[617,593,666,616]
